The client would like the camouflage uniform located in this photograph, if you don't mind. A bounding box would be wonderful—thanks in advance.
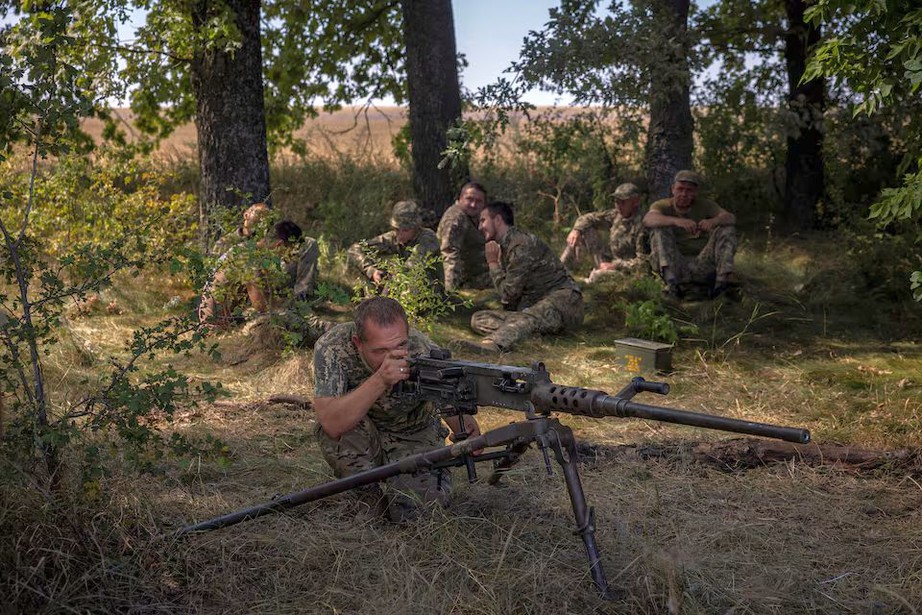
[202,234,328,344]
[561,210,648,282]
[472,227,584,350]
[312,322,452,521]
[647,197,737,286]
[289,236,319,301]
[347,228,443,288]
[436,203,491,291]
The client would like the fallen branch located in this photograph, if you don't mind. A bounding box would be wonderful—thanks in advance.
[267,394,312,409]
[690,439,919,471]
[578,439,922,474]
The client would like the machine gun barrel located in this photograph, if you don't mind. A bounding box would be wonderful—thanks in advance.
[530,383,811,444]
[404,355,811,445]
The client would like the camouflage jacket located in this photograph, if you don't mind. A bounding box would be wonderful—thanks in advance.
[312,322,438,433]
[573,209,647,268]
[492,227,580,311]
[348,228,441,282]
[287,236,319,301]
[436,203,489,291]
[216,236,317,303]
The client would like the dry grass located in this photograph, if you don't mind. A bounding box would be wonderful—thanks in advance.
[82,106,407,164]
[80,105,614,167]
[3,235,922,614]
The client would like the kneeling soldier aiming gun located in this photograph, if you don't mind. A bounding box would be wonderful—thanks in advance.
[177,351,810,599]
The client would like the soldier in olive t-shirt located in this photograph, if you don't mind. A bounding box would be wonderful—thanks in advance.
[643,170,738,298]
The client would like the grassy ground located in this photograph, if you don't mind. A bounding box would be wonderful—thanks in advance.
[2,233,922,614]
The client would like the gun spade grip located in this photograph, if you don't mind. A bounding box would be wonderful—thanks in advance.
[631,377,669,395]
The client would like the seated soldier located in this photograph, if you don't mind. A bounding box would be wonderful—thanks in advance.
[199,207,321,330]
[436,182,492,291]
[560,182,648,283]
[348,200,443,292]
[643,170,738,299]
[199,202,271,327]
[459,201,584,354]
[245,220,318,312]
[243,220,330,347]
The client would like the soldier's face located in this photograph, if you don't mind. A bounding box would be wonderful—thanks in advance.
[353,320,410,372]
[242,203,270,236]
[478,210,499,242]
[672,182,698,213]
[395,226,418,245]
[616,196,640,219]
[459,187,486,216]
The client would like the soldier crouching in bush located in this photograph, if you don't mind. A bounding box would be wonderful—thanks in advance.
[347,200,443,293]
[199,207,329,347]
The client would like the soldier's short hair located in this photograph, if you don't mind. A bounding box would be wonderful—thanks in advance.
[272,220,302,244]
[354,297,409,341]
[483,201,514,226]
[459,181,487,199]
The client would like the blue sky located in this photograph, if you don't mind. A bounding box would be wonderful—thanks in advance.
[5,1,714,107]
[88,0,562,106]
[452,0,565,105]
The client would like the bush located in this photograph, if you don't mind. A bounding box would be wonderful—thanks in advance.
[1,145,198,257]
[272,155,411,249]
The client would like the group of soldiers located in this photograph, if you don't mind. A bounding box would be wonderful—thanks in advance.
[562,169,738,298]
[199,170,740,522]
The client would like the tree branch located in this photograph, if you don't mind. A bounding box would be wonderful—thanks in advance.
[98,43,191,64]
[344,0,399,35]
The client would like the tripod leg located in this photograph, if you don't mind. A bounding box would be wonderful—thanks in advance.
[549,426,618,600]
[487,440,531,485]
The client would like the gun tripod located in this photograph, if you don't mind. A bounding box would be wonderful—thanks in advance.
[432,415,615,598]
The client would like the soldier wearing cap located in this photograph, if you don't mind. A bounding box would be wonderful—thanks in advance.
[560,182,648,283]
[348,200,443,289]
[643,170,738,298]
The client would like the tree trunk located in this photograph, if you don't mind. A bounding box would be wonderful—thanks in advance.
[190,0,271,241]
[783,0,824,230]
[400,0,465,220]
[645,0,694,201]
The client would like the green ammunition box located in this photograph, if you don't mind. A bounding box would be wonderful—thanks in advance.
[614,337,673,374]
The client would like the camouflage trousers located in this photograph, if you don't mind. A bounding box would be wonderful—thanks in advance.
[238,307,333,350]
[559,230,611,270]
[648,226,737,286]
[471,288,584,350]
[275,306,334,348]
[316,417,451,522]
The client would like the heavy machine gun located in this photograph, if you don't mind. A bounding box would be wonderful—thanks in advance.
[176,349,810,599]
